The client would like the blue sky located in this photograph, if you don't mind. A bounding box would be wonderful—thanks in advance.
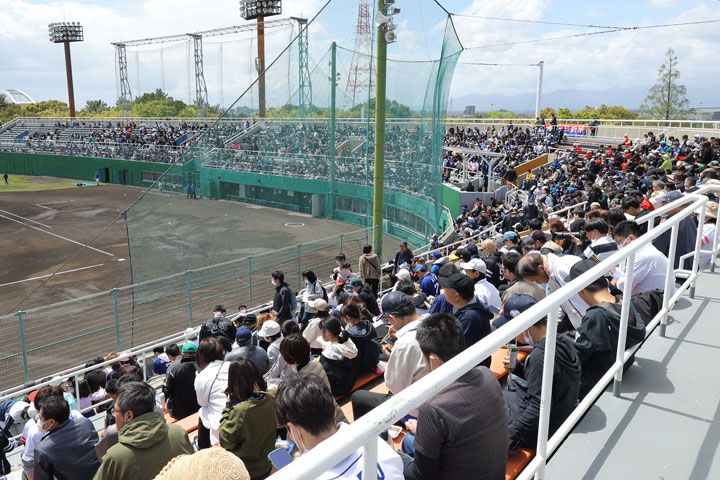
[1,0,719,110]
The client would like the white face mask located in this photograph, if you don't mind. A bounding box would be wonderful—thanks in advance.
[618,237,631,249]
[289,425,308,454]
[304,280,310,286]
[522,330,535,346]
[38,418,50,435]
[271,279,277,287]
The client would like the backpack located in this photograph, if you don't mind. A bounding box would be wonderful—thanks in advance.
[318,281,329,302]
[284,286,297,312]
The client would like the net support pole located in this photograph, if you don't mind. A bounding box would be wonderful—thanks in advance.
[186,270,193,327]
[329,41,337,218]
[373,1,388,259]
[18,311,29,383]
[534,61,544,119]
[113,288,121,351]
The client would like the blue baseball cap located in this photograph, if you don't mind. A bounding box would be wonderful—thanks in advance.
[503,231,520,240]
[380,291,414,318]
[414,264,427,273]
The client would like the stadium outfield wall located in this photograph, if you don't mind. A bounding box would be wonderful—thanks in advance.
[0,151,450,248]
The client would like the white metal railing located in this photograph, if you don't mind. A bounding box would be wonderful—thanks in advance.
[268,185,719,480]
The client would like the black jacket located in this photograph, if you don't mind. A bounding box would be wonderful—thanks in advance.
[574,300,645,398]
[273,282,294,321]
[347,320,379,374]
[358,283,381,316]
[483,251,506,289]
[34,417,101,480]
[319,355,357,397]
[199,315,237,344]
[163,356,201,420]
[453,301,492,368]
[506,335,581,448]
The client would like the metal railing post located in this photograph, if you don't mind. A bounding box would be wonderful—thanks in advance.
[113,288,121,351]
[186,270,193,327]
[613,251,635,396]
[711,213,720,273]
[534,306,559,480]
[689,201,707,298]
[141,348,147,382]
[361,437,378,480]
[17,311,29,383]
[248,256,253,307]
[339,233,344,254]
[660,224,679,337]
[297,244,303,292]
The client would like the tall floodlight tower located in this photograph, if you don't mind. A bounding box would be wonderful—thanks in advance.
[48,22,84,118]
[112,43,133,118]
[291,17,312,118]
[346,0,375,107]
[189,34,209,117]
[240,0,282,118]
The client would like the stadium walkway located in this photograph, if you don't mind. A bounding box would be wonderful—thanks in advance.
[546,268,720,479]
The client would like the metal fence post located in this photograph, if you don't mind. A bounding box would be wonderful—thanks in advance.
[186,270,193,328]
[17,311,29,383]
[339,233,344,254]
[613,251,635,397]
[660,224,679,337]
[248,256,253,307]
[534,306,559,480]
[113,288,121,351]
[297,244,302,292]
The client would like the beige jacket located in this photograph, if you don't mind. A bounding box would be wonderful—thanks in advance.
[359,253,382,280]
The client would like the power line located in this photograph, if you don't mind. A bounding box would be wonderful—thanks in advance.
[458,61,540,67]
[462,18,720,50]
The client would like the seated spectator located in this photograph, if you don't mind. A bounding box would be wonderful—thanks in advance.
[84,358,108,393]
[0,398,31,437]
[78,380,106,417]
[96,373,143,460]
[403,313,508,480]
[275,375,403,479]
[300,270,326,329]
[348,277,381,316]
[33,396,100,480]
[259,320,282,368]
[479,239,506,289]
[318,317,359,397]
[226,327,270,374]
[341,302,380,374]
[611,221,668,294]
[492,294,537,330]
[437,273,492,366]
[151,346,171,376]
[199,305,237,352]
[94,382,193,480]
[220,358,275,480]
[503,312,581,451]
[567,260,647,399]
[165,344,181,372]
[503,231,523,253]
[194,337,230,448]
[154,447,250,480]
[303,299,333,355]
[458,258,502,313]
[500,251,546,302]
[428,263,460,315]
[163,342,201,420]
[394,278,430,315]
[351,292,427,419]
[413,264,441,298]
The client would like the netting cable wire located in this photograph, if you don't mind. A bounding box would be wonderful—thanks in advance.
[4,213,126,316]
[462,18,720,50]
[450,13,621,29]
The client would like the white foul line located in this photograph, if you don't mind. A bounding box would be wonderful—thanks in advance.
[0,208,53,229]
[0,214,114,257]
[35,201,69,210]
[0,264,106,288]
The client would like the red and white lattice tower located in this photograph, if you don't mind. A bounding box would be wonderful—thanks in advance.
[345,0,375,107]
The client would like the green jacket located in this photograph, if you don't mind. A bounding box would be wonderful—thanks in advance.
[93,411,193,480]
[219,393,275,478]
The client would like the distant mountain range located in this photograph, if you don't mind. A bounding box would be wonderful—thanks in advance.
[448,85,720,113]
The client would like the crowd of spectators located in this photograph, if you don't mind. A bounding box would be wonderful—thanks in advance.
[2,127,720,479]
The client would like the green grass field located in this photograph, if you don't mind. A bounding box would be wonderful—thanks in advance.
[0,174,94,192]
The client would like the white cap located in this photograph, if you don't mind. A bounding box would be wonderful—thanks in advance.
[259,320,281,337]
[458,258,487,275]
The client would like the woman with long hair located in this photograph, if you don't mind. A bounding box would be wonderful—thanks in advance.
[220,358,275,480]
[318,317,358,397]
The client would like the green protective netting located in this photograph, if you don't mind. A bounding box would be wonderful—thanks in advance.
[126,0,461,290]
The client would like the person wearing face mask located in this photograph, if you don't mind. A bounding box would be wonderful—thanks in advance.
[401,314,508,480]
[502,313,581,452]
[271,271,296,323]
[33,396,100,480]
[570,219,618,262]
[274,375,403,479]
[94,382,193,480]
[611,221,668,295]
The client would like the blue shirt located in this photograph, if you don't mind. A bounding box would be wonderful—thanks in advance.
[419,273,441,297]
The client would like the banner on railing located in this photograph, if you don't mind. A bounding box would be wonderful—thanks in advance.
[547,123,588,137]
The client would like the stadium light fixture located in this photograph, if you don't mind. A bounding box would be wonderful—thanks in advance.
[240,0,282,118]
[48,22,84,118]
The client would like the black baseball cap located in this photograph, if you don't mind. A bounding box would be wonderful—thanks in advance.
[438,272,475,297]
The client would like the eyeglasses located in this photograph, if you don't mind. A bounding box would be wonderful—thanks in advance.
[111,407,125,415]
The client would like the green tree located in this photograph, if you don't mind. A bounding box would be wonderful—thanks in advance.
[641,47,691,120]
[83,99,109,113]
[540,107,556,119]
[557,107,572,118]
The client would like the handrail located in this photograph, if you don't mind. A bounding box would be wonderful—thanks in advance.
[267,185,718,480]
